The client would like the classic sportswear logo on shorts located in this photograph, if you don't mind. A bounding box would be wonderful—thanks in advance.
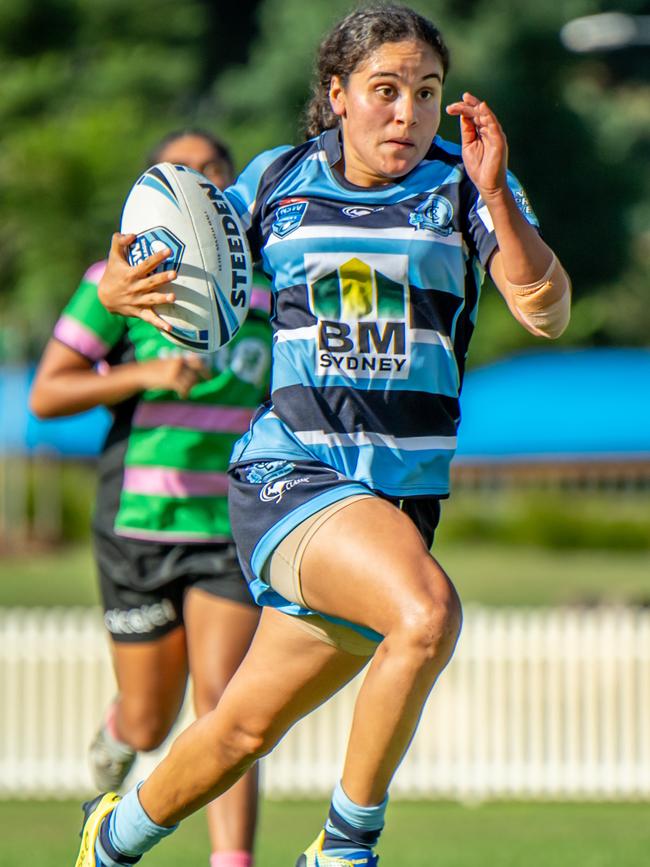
[408,193,453,235]
[104,600,176,635]
[245,461,295,485]
[306,254,411,380]
[260,476,311,503]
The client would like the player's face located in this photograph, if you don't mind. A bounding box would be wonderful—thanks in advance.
[157,135,234,189]
[330,39,444,187]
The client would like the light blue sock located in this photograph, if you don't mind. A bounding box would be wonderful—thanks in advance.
[323,780,388,854]
[96,785,178,864]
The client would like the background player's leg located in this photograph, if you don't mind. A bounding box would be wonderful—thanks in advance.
[184,589,260,860]
[88,626,189,792]
[110,627,189,751]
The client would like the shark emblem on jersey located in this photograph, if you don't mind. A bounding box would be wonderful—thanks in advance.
[409,193,453,236]
[272,199,309,237]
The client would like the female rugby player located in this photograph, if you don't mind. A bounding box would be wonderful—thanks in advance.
[75,5,570,866]
[31,130,271,867]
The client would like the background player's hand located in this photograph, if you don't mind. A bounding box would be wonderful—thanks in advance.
[445,92,508,199]
[137,355,208,398]
[97,233,177,332]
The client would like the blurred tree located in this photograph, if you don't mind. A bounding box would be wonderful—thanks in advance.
[0,0,261,356]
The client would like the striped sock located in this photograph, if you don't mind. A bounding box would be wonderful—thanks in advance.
[322,781,388,855]
[95,786,178,865]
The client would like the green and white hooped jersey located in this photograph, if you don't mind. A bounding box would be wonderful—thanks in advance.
[53,262,272,542]
[226,129,539,497]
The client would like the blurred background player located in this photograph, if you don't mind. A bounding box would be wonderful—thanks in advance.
[30,129,272,867]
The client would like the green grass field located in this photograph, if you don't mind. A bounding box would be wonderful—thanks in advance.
[2,799,649,867]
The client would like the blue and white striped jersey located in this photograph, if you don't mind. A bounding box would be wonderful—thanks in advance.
[225,129,539,497]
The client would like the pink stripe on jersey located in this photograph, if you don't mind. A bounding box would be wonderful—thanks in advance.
[115,527,232,543]
[54,315,109,361]
[83,260,107,284]
[133,401,254,433]
[123,466,230,497]
[250,287,271,313]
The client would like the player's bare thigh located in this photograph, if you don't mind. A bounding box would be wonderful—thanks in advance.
[298,495,459,640]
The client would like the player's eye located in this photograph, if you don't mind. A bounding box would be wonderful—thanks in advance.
[375,85,396,99]
[419,88,435,101]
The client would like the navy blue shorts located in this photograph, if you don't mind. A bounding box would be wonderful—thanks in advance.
[94,531,255,643]
[228,459,442,641]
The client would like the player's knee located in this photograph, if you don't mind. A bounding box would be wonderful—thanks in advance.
[119,708,175,752]
[392,584,462,664]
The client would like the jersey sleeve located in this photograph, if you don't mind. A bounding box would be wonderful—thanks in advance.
[53,261,126,362]
[464,170,541,268]
[224,146,293,260]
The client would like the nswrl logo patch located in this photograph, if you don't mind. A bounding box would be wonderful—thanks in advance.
[128,227,185,274]
[272,200,309,237]
[308,255,411,380]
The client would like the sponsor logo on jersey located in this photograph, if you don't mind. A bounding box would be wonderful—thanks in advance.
[245,461,295,485]
[341,206,385,219]
[260,476,311,503]
[307,255,410,380]
[104,600,176,635]
[513,188,535,220]
[272,199,309,237]
[408,193,454,235]
[200,183,249,306]
[128,227,184,274]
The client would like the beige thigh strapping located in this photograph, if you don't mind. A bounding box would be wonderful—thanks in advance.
[262,494,378,656]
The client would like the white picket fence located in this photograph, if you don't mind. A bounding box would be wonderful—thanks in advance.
[2,605,650,800]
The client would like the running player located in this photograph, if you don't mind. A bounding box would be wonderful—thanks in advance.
[30,130,272,867]
[75,5,571,866]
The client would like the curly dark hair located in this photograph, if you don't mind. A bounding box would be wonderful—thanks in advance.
[304,4,450,139]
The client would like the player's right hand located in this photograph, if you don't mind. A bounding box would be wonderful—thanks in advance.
[138,355,208,398]
[97,233,177,332]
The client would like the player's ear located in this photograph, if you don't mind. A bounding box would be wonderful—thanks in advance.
[329,75,347,118]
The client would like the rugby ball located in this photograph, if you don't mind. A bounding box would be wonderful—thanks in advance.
[120,162,252,353]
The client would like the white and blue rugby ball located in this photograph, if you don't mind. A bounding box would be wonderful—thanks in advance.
[120,162,252,353]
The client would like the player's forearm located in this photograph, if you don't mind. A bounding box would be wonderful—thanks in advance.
[30,363,146,418]
[482,185,554,284]
[484,186,571,339]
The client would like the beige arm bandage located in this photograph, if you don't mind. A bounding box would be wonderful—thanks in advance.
[496,253,571,339]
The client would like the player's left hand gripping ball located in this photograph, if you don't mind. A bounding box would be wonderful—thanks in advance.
[121,162,252,353]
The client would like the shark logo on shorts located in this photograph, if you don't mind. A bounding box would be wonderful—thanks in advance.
[245,461,294,485]
[260,476,311,503]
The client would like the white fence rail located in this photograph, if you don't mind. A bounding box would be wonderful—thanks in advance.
[2,606,650,800]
